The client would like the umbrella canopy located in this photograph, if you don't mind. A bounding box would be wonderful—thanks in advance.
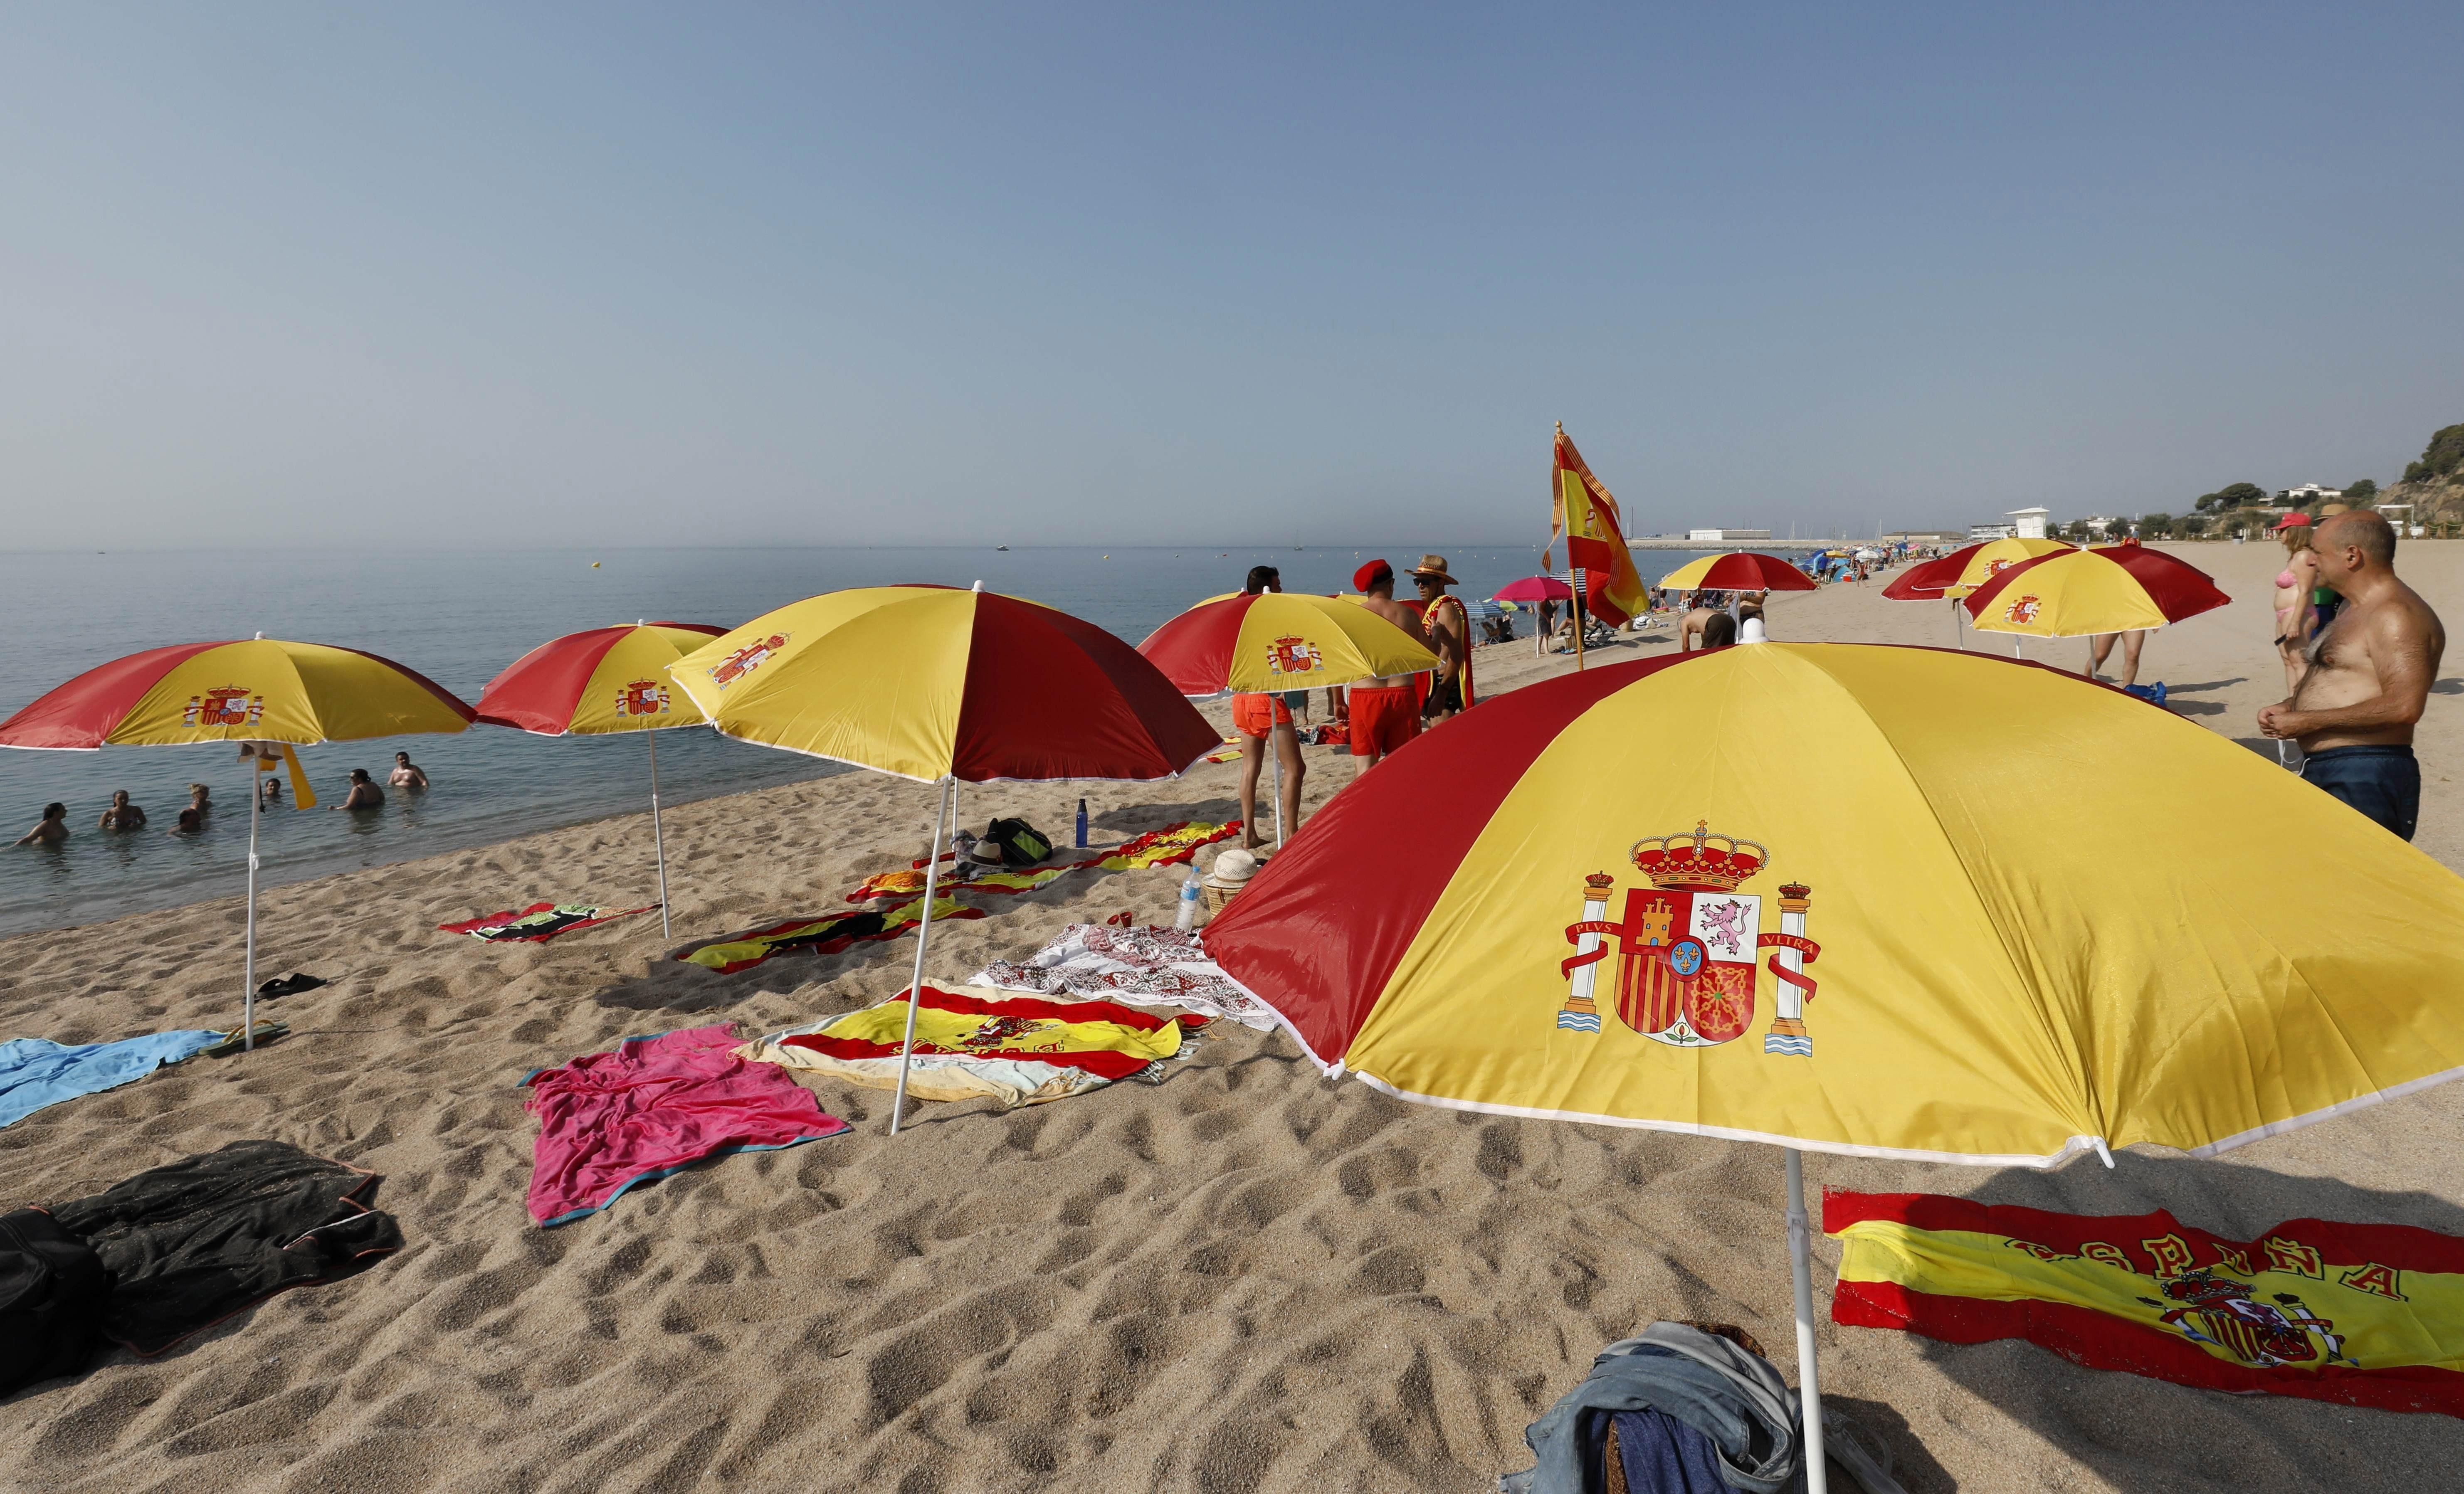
[1136,591,1437,697]
[1494,575,1576,604]
[474,623,726,735]
[0,637,473,749]
[1659,552,1820,592]
[1881,537,2073,600]
[1963,545,2231,639]
[670,586,1214,783]
[1203,642,2464,1167]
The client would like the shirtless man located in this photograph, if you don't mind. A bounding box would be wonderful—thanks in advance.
[1348,560,1423,768]
[97,789,146,831]
[389,751,430,791]
[1679,603,1720,652]
[2258,510,2445,841]
[1410,555,1470,722]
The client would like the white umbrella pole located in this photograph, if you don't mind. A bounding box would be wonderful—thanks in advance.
[2013,633,2023,659]
[1786,1148,1830,1494]
[1272,746,1285,847]
[647,730,671,939]
[243,768,261,1053]
[888,776,953,1136]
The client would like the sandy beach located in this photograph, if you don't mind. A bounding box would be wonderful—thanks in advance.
[7,540,2464,1494]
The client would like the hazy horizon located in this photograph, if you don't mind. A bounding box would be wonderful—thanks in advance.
[7,5,2458,550]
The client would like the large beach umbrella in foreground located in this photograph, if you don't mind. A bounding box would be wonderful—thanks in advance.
[1137,590,1437,844]
[474,622,726,937]
[669,584,1217,1133]
[1657,551,1820,593]
[1202,643,2464,1492]
[0,637,475,1046]
[1961,545,2231,663]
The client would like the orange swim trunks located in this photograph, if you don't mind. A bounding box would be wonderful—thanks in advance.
[1232,692,1293,739]
[1348,684,1420,757]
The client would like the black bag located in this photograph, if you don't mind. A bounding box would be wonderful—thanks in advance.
[0,1207,109,1395]
[982,817,1053,867]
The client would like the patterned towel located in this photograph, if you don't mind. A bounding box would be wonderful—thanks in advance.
[972,923,1280,1031]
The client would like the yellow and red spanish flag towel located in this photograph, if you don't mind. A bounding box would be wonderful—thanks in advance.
[1551,427,1650,625]
[1828,1191,2464,1416]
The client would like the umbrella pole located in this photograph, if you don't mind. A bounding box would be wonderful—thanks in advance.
[647,730,671,939]
[889,776,953,1137]
[1786,1148,1830,1494]
[243,767,261,1053]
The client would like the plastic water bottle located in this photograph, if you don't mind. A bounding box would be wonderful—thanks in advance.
[1075,797,1089,848]
[1174,867,1203,932]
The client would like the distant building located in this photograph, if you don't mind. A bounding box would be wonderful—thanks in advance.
[1685,527,1771,542]
[2005,507,2051,540]
[2279,483,2343,506]
[1967,523,2018,541]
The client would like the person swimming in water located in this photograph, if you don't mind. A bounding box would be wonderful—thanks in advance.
[15,802,68,846]
[335,769,385,812]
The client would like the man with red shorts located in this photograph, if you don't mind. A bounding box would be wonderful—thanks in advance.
[1349,560,1424,768]
[1232,565,1306,848]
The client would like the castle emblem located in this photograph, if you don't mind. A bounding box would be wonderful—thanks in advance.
[2004,594,2043,625]
[1558,821,1822,1055]
[1264,635,1323,676]
[182,686,266,729]
[614,678,670,718]
[707,634,789,689]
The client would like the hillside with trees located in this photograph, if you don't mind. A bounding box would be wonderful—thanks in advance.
[2387,420,2464,533]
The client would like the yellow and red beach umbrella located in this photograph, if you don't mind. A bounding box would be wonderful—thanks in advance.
[0,636,475,1047]
[1657,552,1819,593]
[1882,536,2074,600]
[1136,590,1437,696]
[1962,545,2230,643]
[1201,643,2464,1484]
[474,622,726,936]
[669,585,1219,1133]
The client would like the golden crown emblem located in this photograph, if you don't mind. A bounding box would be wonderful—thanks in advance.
[1629,820,1769,892]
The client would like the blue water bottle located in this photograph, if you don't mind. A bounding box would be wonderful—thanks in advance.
[1075,797,1089,848]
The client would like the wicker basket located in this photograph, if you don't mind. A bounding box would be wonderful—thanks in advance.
[1201,880,1244,917]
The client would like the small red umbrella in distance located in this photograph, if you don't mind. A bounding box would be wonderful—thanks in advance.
[1493,575,1576,603]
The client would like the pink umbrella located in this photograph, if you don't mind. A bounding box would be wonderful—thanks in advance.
[1493,575,1575,602]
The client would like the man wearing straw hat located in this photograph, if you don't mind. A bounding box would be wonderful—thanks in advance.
[1410,554,1472,721]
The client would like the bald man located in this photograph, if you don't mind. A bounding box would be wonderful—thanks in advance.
[2259,510,2446,841]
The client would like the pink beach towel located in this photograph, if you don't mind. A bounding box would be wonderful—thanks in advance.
[523,1024,847,1226]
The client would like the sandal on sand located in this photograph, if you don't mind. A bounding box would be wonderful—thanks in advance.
[255,972,328,998]
[200,1021,290,1058]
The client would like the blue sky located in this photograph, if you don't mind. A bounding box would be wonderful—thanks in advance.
[4,3,2458,547]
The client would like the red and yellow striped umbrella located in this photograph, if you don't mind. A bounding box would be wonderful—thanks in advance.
[1961,545,2229,639]
[1200,642,2464,1479]
[474,623,726,937]
[1657,552,1818,592]
[0,636,474,1050]
[0,636,472,749]
[474,623,725,735]
[1136,591,1436,695]
[1882,537,2074,601]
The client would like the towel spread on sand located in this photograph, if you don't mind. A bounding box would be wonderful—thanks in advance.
[1828,1191,2464,1417]
[971,923,1280,1031]
[739,985,1199,1109]
[48,1139,403,1356]
[0,1031,225,1129]
[666,896,985,975]
[846,821,1241,902]
[439,902,657,942]
[524,1024,847,1227]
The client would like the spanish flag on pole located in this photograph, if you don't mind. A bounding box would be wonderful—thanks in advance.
[1551,425,1650,626]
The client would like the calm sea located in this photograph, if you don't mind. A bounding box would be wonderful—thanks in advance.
[0,543,1759,936]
